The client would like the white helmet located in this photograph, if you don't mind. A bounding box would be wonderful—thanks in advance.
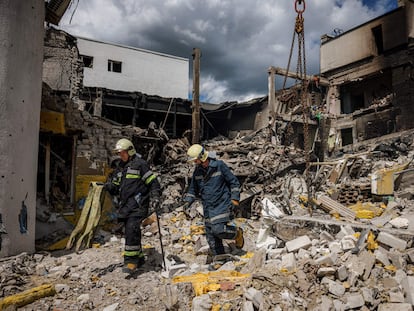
[114,138,136,156]
[187,144,208,162]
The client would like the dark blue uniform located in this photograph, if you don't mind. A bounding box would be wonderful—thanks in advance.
[108,154,160,265]
[184,158,240,255]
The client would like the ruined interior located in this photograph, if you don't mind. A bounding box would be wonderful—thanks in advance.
[1,1,414,310]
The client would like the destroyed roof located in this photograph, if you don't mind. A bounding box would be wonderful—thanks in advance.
[201,96,267,112]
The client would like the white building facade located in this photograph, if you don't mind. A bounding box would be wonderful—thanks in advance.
[77,37,189,99]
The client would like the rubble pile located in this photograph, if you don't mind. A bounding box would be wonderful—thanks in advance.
[1,130,414,310]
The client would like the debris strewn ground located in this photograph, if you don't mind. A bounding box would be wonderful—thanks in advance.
[1,130,414,311]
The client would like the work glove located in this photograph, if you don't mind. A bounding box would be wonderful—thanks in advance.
[150,197,161,213]
[103,182,117,195]
[231,199,240,215]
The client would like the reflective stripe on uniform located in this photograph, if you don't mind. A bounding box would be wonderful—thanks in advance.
[231,187,240,192]
[126,167,141,179]
[124,250,144,257]
[212,172,222,177]
[126,174,140,179]
[127,168,139,175]
[142,171,153,181]
[145,174,156,185]
[209,212,230,223]
[125,245,142,251]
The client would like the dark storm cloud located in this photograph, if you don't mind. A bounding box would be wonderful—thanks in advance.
[60,0,396,103]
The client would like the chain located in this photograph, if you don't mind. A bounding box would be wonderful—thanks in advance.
[285,0,312,215]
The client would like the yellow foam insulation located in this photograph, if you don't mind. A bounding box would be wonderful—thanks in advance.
[172,270,251,296]
[211,304,221,311]
[190,225,205,235]
[384,265,397,272]
[240,252,254,259]
[0,284,56,309]
[367,231,378,250]
[349,201,383,219]
[180,235,193,243]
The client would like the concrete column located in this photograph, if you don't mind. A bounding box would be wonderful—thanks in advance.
[268,67,276,117]
[327,85,341,116]
[0,0,44,257]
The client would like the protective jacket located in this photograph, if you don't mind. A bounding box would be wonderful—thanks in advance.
[184,158,240,224]
[111,154,160,219]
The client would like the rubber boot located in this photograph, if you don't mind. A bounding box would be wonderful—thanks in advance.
[235,227,244,249]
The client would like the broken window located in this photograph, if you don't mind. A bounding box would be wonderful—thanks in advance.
[108,60,122,73]
[81,55,93,68]
[372,25,384,55]
[341,128,353,146]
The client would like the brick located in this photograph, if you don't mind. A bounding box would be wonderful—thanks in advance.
[322,278,345,297]
[281,253,296,272]
[320,231,335,242]
[401,276,414,306]
[314,252,338,266]
[374,249,391,266]
[317,267,336,277]
[389,290,405,303]
[220,281,236,291]
[361,288,374,305]
[341,238,355,251]
[377,303,412,311]
[285,235,312,253]
[329,241,342,254]
[377,232,407,250]
[345,293,364,309]
[336,265,348,281]
[335,225,355,240]
[388,252,406,270]
[244,287,263,309]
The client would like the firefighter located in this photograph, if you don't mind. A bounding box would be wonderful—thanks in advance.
[106,138,161,273]
[183,144,244,257]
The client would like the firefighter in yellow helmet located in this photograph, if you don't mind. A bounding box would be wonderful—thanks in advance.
[183,144,244,257]
[106,138,161,273]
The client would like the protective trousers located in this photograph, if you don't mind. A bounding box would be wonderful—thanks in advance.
[205,221,237,256]
[123,216,145,264]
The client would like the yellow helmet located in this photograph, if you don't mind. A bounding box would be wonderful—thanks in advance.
[114,138,136,156]
[187,144,208,162]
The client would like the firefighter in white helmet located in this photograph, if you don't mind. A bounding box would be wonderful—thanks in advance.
[106,138,161,273]
[183,144,244,257]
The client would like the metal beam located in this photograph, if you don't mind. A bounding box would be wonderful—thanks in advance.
[269,66,329,86]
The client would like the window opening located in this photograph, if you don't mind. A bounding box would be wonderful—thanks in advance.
[81,55,93,68]
[372,25,384,55]
[341,128,353,146]
[108,60,122,73]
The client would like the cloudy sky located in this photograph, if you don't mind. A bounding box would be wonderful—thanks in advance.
[60,0,398,103]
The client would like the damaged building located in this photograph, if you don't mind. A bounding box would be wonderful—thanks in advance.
[320,0,414,153]
[1,0,414,310]
[262,0,414,160]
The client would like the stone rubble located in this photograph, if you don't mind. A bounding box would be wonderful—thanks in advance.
[1,129,414,310]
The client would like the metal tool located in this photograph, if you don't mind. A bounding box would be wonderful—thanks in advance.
[155,209,166,270]
[351,229,369,254]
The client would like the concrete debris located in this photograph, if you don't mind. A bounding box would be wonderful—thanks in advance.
[1,126,414,310]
